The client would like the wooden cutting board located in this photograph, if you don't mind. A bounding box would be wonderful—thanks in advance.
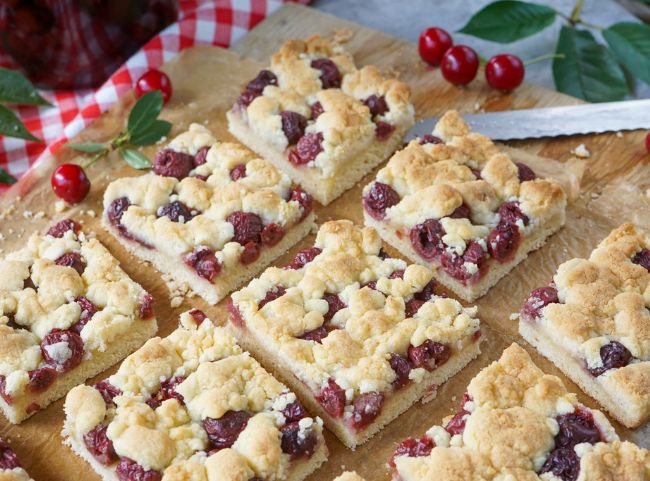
[1,4,649,480]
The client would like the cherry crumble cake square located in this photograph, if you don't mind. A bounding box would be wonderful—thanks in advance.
[63,310,327,481]
[389,344,650,481]
[228,220,482,448]
[363,110,567,302]
[520,223,650,428]
[0,219,156,424]
[227,35,415,206]
[103,123,316,305]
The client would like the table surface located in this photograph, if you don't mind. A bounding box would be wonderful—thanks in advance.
[312,0,650,100]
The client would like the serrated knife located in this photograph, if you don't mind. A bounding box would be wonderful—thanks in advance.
[406,99,650,141]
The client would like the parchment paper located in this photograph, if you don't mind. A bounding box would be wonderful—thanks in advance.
[0,19,649,481]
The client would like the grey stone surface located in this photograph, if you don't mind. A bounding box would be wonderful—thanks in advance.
[312,0,650,99]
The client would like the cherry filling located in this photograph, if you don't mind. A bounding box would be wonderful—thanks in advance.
[408,340,451,371]
[521,285,558,319]
[147,376,185,409]
[27,367,57,393]
[540,409,602,481]
[363,95,389,118]
[498,201,529,226]
[487,222,521,263]
[55,251,86,275]
[40,329,84,372]
[444,393,473,436]
[260,223,285,247]
[153,149,194,180]
[138,293,155,320]
[288,132,324,166]
[310,58,341,89]
[183,248,221,282]
[0,438,21,470]
[285,247,322,270]
[227,211,263,245]
[107,197,153,249]
[188,309,207,325]
[288,187,313,222]
[410,219,445,261]
[281,111,308,145]
[323,293,346,321]
[316,379,346,418]
[229,164,247,181]
[350,392,384,430]
[390,435,435,467]
[516,162,537,182]
[0,375,13,404]
[240,242,261,265]
[363,182,400,220]
[588,341,633,377]
[419,135,443,145]
[414,279,436,301]
[227,299,246,330]
[375,121,395,140]
[389,353,412,389]
[72,296,99,334]
[203,410,251,450]
[258,286,287,309]
[299,326,331,343]
[405,299,426,318]
[632,248,650,272]
[116,457,162,481]
[47,219,81,238]
[281,400,308,423]
[193,146,209,166]
[310,101,324,120]
[440,241,487,284]
[449,203,471,219]
[94,380,122,407]
[280,422,318,459]
[157,201,195,223]
[83,423,117,465]
[237,69,278,107]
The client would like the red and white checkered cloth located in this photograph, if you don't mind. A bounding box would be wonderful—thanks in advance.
[0,0,306,193]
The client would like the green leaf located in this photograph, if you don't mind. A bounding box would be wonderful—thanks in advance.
[0,166,17,185]
[458,0,555,43]
[0,104,40,141]
[66,142,107,153]
[121,148,152,170]
[603,22,650,85]
[127,91,163,137]
[0,68,51,106]
[553,26,628,103]
[129,119,172,146]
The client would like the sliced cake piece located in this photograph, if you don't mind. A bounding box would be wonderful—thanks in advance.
[519,223,650,428]
[389,343,650,481]
[227,35,415,206]
[362,110,567,302]
[0,219,156,424]
[103,123,315,305]
[63,310,327,481]
[228,220,482,449]
[0,437,34,481]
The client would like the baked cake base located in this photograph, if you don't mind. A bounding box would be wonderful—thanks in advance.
[520,316,645,428]
[228,109,408,206]
[102,213,315,305]
[1,319,156,424]
[229,322,482,449]
[364,211,565,302]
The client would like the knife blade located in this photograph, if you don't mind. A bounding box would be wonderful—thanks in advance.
[406,99,650,141]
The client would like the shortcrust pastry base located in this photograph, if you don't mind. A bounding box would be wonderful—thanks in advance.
[227,109,408,206]
[102,213,315,305]
[364,211,565,302]
[0,319,156,424]
[229,322,482,449]
[519,316,647,428]
[64,427,328,481]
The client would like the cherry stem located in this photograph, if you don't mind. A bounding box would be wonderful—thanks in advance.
[555,1,605,30]
[524,53,565,66]
[82,131,131,169]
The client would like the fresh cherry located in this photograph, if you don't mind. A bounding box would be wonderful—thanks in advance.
[418,27,453,66]
[51,164,90,204]
[646,132,650,155]
[440,45,479,86]
[135,69,172,104]
[485,54,525,92]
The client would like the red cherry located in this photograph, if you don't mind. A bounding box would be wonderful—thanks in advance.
[645,132,650,155]
[51,164,90,204]
[418,27,453,66]
[485,54,525,92]
[135,69,172,104]
[440,45,479,86]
